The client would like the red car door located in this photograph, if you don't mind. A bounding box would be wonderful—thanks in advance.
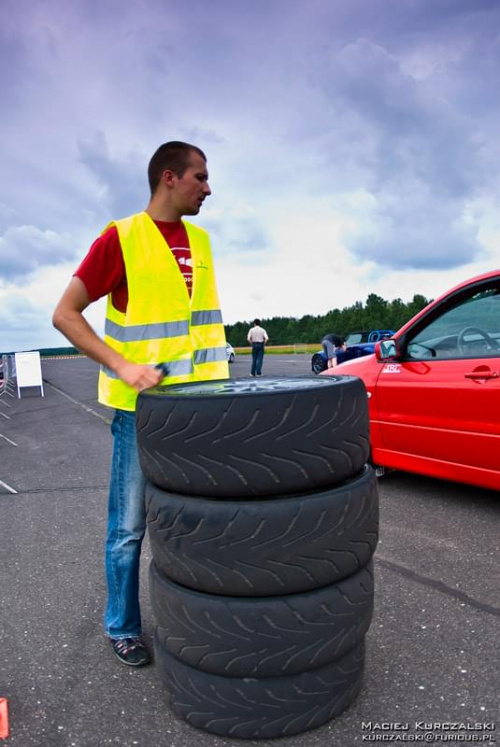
[373,282,500,488]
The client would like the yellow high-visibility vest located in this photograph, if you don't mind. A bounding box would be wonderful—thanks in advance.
[98,211,229,411]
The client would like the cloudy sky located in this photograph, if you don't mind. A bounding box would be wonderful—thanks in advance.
[2,0,500,352]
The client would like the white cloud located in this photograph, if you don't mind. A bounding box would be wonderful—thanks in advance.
[0,226,81,281]
[1,0,500,351]
[0,264,105,353]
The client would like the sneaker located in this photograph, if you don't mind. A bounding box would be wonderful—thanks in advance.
[110,637,151,667]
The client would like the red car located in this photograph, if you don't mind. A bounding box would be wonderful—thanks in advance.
[321,270,500,491]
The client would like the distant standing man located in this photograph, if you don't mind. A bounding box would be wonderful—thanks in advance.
[247,319,269,376]
[321,333,345,368]
[53,141,228,667]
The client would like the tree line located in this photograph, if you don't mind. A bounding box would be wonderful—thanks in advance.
[1,293,431,356]
[224,293,430,347]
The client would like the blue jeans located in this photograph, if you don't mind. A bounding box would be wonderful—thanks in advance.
[104,409,147,639]
[251,342,265,376]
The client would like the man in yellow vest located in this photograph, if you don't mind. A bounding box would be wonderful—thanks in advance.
[53,141,228,666]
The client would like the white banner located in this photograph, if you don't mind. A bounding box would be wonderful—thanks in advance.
[14,351,44,398]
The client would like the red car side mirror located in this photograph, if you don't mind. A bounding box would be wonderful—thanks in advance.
[375,338,398,361]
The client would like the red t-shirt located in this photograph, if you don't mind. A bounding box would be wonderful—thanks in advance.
[74,220,192,313]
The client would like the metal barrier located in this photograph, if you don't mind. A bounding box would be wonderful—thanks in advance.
[0,355,7,394]
[0,355,15,397]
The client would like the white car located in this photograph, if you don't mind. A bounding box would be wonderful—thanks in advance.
[226,342,235,363]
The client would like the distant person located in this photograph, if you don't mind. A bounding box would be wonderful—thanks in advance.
[247,319,269,376]
[52,141,228,668]
[321,333,345,368]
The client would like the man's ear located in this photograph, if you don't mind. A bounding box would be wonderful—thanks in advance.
[162,169,176,187]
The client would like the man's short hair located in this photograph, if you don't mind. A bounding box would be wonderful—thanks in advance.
[148,141,206,195]
[254,319,261,325]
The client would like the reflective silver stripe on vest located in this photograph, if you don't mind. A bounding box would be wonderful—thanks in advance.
[191,310,223,326]
[100,358,194,380]
[194,346,228,364]
[105,319,190,343]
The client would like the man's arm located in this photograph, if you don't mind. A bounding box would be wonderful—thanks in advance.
[52,277,162,391]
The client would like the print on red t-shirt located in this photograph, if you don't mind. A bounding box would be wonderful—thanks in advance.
[74,220,193,313]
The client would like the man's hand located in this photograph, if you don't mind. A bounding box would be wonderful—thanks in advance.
[115,362,164,392]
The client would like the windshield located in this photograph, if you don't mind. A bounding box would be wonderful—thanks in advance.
[345,332,367,345]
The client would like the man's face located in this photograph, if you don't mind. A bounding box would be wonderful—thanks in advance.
[169,152,211,216]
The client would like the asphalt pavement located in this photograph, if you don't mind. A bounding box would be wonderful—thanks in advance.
[0,355,499,747]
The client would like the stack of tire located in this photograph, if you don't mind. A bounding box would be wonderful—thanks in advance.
[136,376,379,740]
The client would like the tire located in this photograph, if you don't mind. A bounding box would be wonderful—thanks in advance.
[151,560,374,677]
[146,465,378,595]
[229,353,235,363]
[136,376,369,497]
[154,638,365,739]
[311,353,327,374]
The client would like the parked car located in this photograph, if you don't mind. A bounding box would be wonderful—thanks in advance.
[311,330,394,374]
[226,342,235,363]
[321,271,500,491]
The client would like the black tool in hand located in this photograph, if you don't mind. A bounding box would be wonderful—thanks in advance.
[154,363,170,378]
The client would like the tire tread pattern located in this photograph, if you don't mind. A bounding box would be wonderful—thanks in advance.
[146,466,379,595]
[155,639,365,739]
[151,560,374,676]
[137,376,370,497]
